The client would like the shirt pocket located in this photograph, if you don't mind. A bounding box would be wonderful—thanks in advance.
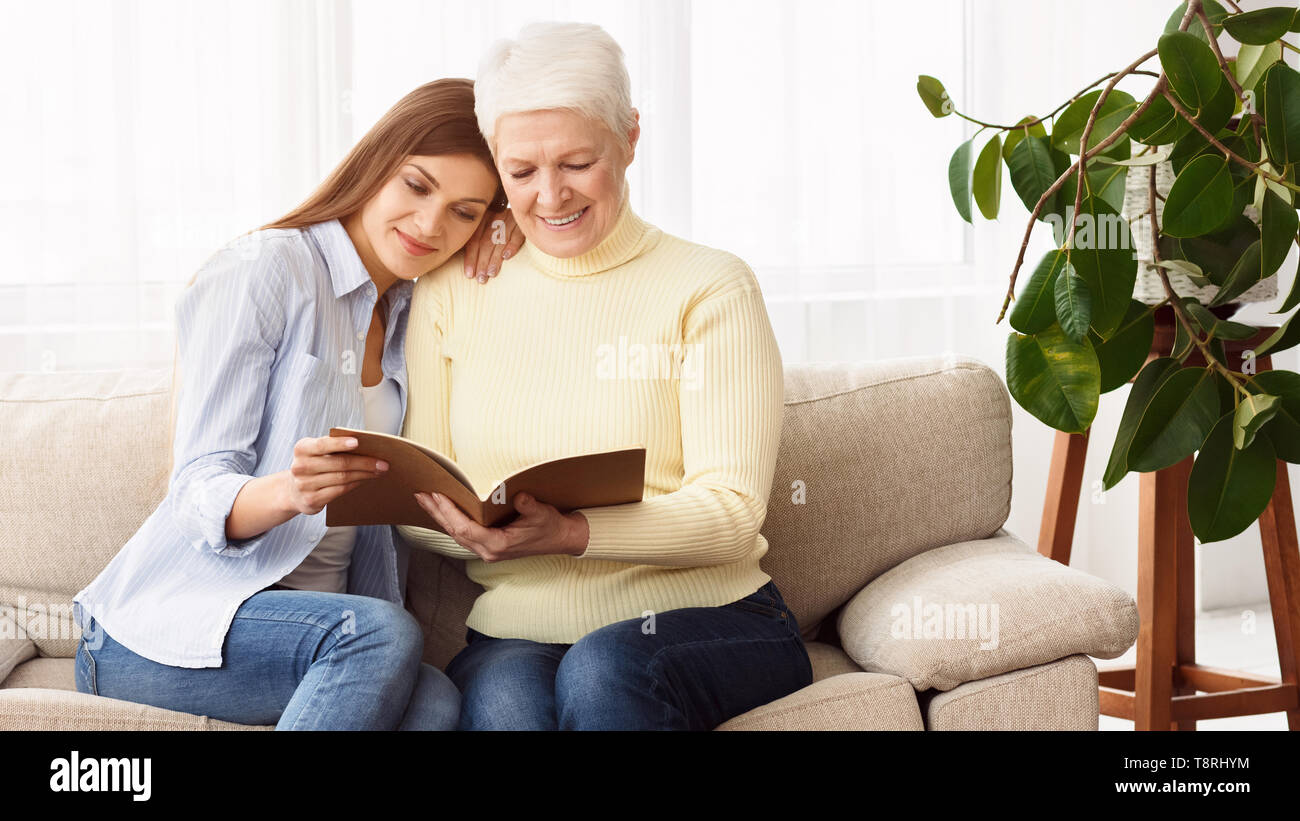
[272,351,339,437]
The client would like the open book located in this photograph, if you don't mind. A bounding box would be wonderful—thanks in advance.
[324,427,646,529]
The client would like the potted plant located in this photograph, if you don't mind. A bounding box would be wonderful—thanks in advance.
[919,0,1300,542]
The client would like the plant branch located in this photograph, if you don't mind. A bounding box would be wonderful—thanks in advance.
[998,1,1201,323]
[1147,164,1246,390]
[998,75,1167,323]
[1159,88,1300,192]
[1196,6,1263,147]
[1064,53,1158,252]
[951,70,1160,132]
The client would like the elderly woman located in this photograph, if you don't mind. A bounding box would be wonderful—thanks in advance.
[398,22,812,730]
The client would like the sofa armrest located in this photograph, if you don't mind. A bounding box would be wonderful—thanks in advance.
[836,529,1137,691]
[0,610,38,685]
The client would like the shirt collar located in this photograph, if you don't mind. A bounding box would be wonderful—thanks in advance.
[307,218,375,299]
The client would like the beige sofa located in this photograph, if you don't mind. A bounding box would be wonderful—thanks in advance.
[0,355,1138,730]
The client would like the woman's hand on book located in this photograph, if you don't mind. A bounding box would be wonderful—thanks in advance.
[462,206,524,284]
[413,490,589,561]
[280,435,389,516]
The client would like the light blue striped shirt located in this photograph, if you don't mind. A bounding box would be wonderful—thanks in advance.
[73,219,414,668]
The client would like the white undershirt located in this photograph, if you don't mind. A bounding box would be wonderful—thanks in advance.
[275,376,403,593]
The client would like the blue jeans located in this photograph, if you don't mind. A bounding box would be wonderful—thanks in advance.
[74,590,459,730]
[444,580,814,730]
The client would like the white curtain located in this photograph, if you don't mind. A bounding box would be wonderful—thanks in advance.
[3,0,1296,606]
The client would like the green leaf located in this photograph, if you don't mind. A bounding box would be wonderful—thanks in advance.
[1277,253,1300,313]
[1162,155,1235,237]
[1002,116,1047,161]
[1173,308,1198,359]
[1264,62,1300,167]
[1010,249,1070,334]
[1103,357,1183,488]
[1209,239,1265,306]
[1246,370,1300,461]
[1090,300,1157,393]
[948,137,974,223]
[1186,301,1258,340]
[1156,258,1214,287]
[1235,392,1281,449]
[1165,0,1229,45]
[1091,163,1130,214]
[1007,135,1058,214]
[1253,310,1300,357]
[973,134,1002,220]
[1174,214,1259,285]
[1223,7,1297,45]
[1005,324,1101,433]
[1101,146,1173,167]
[1069,195,1138,340]
[1052,90,1138,156]
[1127,366,1222,472]
[917,75,953,118]
[1188,411,1277,542]
[1235,42,1283,92]
[1128,94,1195,146]
[1159,31,1225,111]
[1262,190,1298,279]
[1054,266,1092,343]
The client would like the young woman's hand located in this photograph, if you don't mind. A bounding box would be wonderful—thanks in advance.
[413,490,589,561]
[281,435,389,516]
[462,207,524,283]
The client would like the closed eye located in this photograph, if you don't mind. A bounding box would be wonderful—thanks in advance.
[405,178,428,196]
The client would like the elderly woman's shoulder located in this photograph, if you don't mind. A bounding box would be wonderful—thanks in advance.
[656,231,764,301]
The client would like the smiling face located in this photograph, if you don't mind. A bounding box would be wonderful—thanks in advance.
[343,153,500,287]
[494,108,638,259]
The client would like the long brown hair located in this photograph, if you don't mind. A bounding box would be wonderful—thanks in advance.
[167,78,504,472]
[262,77,506,230]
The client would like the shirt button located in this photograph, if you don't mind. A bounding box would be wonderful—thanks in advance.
[356,331,365,340]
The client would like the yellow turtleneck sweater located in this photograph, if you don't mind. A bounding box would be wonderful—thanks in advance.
[397,185,783,643]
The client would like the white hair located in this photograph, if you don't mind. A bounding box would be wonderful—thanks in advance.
[474,21,636,157]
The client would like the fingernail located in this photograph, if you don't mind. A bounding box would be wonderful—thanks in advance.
[478,274,487,283]
[430,492,442,503]
[465,269,473,277]
[345,438,358,447]
[487,266,497,277]
[502,250,511,259]
[375,460,389,471]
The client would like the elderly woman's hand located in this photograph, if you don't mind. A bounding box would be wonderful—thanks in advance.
[413,490,589,561]
[462,207,525,283]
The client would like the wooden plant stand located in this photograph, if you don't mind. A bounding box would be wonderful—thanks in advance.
[1037,305,1300,730]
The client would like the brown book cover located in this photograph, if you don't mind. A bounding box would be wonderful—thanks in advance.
[324,427,646,530]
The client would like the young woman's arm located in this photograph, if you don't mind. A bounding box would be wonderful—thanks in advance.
[225,434,386,540]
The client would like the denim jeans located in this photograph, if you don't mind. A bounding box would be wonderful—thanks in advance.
[74,590,459,730]
[444,580,814,730]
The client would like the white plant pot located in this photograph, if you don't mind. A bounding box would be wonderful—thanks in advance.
[1122,159,1276,306]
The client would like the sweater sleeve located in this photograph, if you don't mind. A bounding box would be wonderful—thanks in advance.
[395,269,478,561]
[574,271,784,566]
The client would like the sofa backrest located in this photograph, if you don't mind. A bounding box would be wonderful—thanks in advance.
[0,355,1012,664]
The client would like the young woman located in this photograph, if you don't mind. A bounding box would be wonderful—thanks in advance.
[71,78,523,730]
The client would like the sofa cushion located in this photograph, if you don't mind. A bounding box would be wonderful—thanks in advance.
[0,611,37,683]
[760,356,1012,640]
[716,673,923,731]
[921,654,1099,730]
[0,656,74,691]
[0,688,270,731]
[0,369,173,658]
[836,530,1137,691]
